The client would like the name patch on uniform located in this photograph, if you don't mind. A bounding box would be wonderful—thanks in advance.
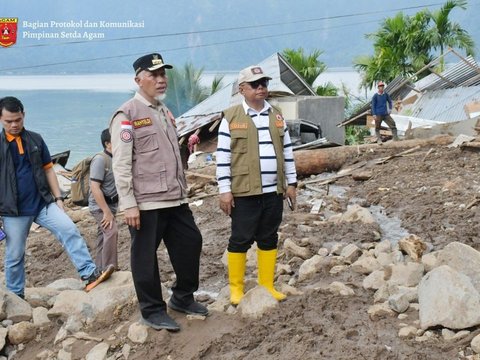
[132,118,153,129]
[229,122,248,130]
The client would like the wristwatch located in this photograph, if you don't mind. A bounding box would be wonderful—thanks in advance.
[55,196,64,201]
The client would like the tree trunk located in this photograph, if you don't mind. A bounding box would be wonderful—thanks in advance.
[294,136,454,177]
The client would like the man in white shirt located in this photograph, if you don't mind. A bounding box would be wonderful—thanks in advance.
[216,65,297,305]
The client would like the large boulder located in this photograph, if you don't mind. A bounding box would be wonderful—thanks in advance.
[298,255,324,282]
[436,242,480,292]
[48,271,136,325]
[418,265,480,330]
[2,290,32,323]
[386,262,424,287]
[8,321,36,344]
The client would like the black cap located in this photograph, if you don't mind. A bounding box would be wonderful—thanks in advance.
[133,53,173,75]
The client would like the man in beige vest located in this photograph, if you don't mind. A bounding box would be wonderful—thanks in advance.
[110,53,207,332]
[216,65,297,305]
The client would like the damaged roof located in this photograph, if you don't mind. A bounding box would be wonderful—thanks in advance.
[339,53,480,127]
[176,52,316,138]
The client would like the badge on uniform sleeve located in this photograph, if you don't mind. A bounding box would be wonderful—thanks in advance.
[275,114,284,128]
[120,129,133,143]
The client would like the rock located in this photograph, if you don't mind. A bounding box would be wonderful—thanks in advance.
[32,307,51,327]
[207,286,230,313]
[317,248,329,257]
[351,255,380,275]
[441,328,455,341]
[398,326,417,338]
[237,286,279,319]
[374,285,390,303]
[48,271,136,325]
[352,169,373,181]
[276,263,293,275]
[54,326,68,345]
[47,278,84,291]
[85,342,109,360]
[329,265,348,275]
[374,240,392,257]
[186,314,206,321]
[25,287,60,308]
[368,302,396,321]
[283,238,311,260]
[376,252,395,267]
[278,283,303,296]
[329,243,343,256]
[398,314,408,320]
[122,344,131,360]
[35,349,55,360]
[386,262,424,287]
[363,270,385,290]
[327,282,354,296]
[0,328,7,351]
[398,234,427,261]
[57,349,72,360]
[388,293,410,313]
[1,289,32,323]
[418,265,480,330]
[340,244,362,264]
[298,255,324,281]
[436,242,480,292]
[453,330,470,341]
[64,315,84,333]
[128,322,149,344]
[471,334,480,354]
[8,321,36,344]
[421,252,439,272]
[329,204,377,225]
[62,338,76,352]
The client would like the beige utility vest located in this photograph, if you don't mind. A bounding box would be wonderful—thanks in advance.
[223,104,286,197]
[113,99,187,203]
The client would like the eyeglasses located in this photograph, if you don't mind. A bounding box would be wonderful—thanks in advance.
[248,79,269,89]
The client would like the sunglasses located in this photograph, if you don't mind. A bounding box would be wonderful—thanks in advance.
[248,78,269,89]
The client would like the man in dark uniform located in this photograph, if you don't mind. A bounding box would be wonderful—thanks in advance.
[110,53,207,332]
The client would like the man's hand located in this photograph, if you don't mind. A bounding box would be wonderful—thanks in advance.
[125,206,140,230]
[101,209,115,230]
[285,185,297,211]
[219,192,235,216]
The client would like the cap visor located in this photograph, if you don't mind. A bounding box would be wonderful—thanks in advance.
[147,64,173,71]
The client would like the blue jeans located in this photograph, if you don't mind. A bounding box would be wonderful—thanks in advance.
[2,203,96,296]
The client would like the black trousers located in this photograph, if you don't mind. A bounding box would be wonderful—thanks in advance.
[228,193,284,253]
[130,204,202,318]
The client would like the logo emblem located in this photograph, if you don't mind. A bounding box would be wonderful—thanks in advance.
[0,18,18,48]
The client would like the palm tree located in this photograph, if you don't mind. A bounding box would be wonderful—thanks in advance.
[282,47,337,95]
[165,63,224,116]
[282,47,327,86]
[428,0,475,70]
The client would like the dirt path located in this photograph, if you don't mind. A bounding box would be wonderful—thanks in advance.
[3,141,480,359]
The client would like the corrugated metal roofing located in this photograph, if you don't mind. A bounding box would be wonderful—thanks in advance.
[340,55,480,126]
[407,86,480,122]
[176,52,316,138]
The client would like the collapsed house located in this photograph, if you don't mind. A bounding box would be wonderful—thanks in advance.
[339,49,480,140]
[176,52,345,160]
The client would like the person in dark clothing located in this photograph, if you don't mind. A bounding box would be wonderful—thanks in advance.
[371,81,399,143]
[0,96,114,298]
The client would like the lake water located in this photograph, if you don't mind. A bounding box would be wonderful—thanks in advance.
[1,89,133,167]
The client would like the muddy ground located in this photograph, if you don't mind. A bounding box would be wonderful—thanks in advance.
[2,137,480,359]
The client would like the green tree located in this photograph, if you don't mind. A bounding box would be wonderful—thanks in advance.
[165,63,224,116]
[428,0,475,70]
[354,0,474,88]
[282,47,338,96]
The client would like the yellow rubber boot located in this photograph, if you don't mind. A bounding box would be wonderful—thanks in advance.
[257,249,286,301]
[227,252,247,305]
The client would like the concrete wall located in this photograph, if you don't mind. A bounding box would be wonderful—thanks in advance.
[272,96,345,145]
